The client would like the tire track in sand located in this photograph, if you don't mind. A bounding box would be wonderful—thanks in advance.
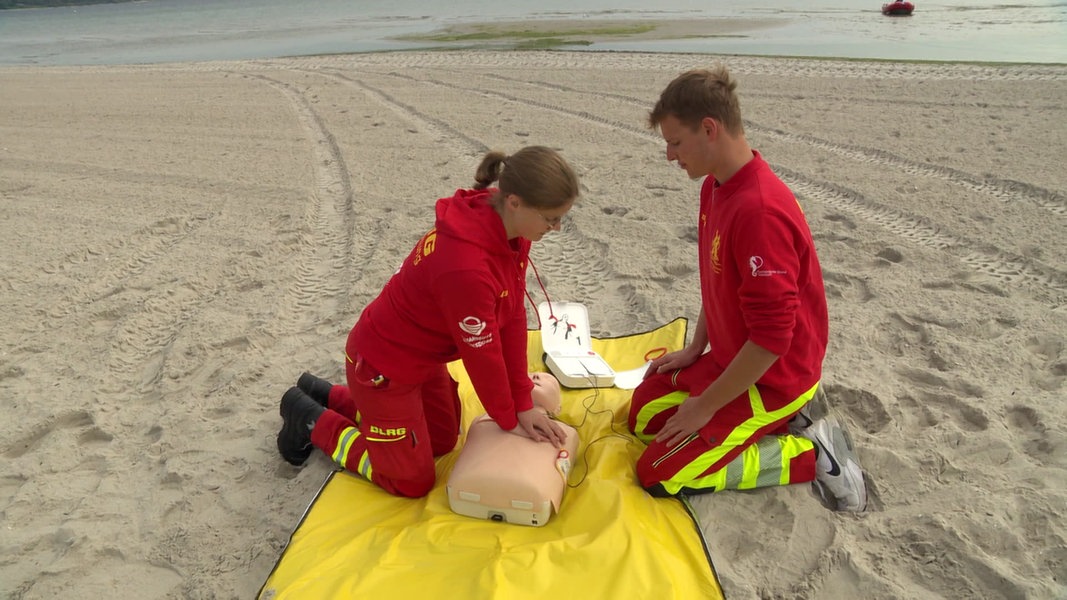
[477,72,1066,219]
[755,125,1066,218]
[283,51,1067,83]
[240,72,371,336]
[304,68,625,325]
[302,68,489,159]
[12,213,222,396]
[84,66,380,396]
[426,70,1067,306]
[776,168,1067,305]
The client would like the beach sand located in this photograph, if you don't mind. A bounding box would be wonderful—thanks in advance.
[1,50,1065,599]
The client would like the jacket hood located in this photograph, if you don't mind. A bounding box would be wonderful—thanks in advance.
[434,188,510,255]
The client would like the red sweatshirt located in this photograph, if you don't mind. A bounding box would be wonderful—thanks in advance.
[698,151,829,406]
[350,188,534,430]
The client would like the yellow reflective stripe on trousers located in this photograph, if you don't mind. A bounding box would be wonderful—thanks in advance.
[688,430,815,492]
[357,450,373,480]
[661,382,821,495]
[332,426,372,480]
[776,435,814,485]
[632,390,689,443]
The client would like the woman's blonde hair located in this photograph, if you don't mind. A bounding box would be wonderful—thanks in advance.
[474,146,579,210]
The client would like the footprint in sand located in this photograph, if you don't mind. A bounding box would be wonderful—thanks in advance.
[1006,404,1066,468]
[1024,333,1065,392]
[875,247,904,265]
[3,410,103,459]
[823,270,874,303]
[822,383,892,434]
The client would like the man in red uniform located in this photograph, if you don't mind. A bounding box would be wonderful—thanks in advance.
[629,66,867,511]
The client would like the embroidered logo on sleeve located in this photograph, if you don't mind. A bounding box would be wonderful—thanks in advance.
[459,316,493,348]
[749,255,787,277]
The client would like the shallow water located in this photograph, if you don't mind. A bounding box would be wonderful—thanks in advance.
[0,0,1063,65]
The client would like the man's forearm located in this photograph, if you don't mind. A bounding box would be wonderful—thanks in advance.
[694,340,779,413]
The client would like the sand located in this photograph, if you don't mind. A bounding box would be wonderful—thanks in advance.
[1,50,1064,599]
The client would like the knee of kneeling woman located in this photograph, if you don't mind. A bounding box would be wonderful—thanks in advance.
[430,435,459,457]
[390,473,437,498]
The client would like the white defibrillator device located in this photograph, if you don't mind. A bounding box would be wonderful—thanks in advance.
[537,301,615,388]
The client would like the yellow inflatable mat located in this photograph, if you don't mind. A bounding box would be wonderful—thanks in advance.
[259,318,724,599]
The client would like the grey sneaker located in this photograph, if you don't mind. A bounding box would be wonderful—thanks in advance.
[788,405,815,435]
[801,416,867,512]
[789,386,830,435]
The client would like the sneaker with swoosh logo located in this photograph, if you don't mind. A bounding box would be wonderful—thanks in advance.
[802,416,867,512]
[788,386,831,436]
[787,406,815,435]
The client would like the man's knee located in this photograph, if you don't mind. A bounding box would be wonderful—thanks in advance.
[642,482,675,498]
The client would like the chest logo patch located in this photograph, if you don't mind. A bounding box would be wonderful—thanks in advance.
[710,231,722,274]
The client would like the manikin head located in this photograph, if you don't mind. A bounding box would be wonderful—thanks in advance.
[529,372,562,416]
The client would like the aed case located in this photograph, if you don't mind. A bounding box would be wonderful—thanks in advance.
[447,414,580,527]
[538,302,615,388]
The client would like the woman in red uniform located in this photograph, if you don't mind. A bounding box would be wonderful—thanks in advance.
[277,146,579,498]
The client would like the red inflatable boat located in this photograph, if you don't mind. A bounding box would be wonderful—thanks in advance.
[882,1,915,15]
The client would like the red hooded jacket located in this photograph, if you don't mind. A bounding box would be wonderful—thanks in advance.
[698,151,829,407]
[349,188,534,430]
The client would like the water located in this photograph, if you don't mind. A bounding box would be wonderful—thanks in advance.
[0,0,1063,65]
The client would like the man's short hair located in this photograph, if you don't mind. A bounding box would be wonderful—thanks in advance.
[648,65,744,135]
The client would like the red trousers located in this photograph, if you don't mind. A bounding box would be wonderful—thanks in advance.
[628,352,816,496]
[310,350,460,498]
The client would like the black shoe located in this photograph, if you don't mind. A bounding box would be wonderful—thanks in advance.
[297,372,334,407]
[277,387,327,466]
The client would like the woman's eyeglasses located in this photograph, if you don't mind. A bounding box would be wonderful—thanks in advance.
[533,208,563,227]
